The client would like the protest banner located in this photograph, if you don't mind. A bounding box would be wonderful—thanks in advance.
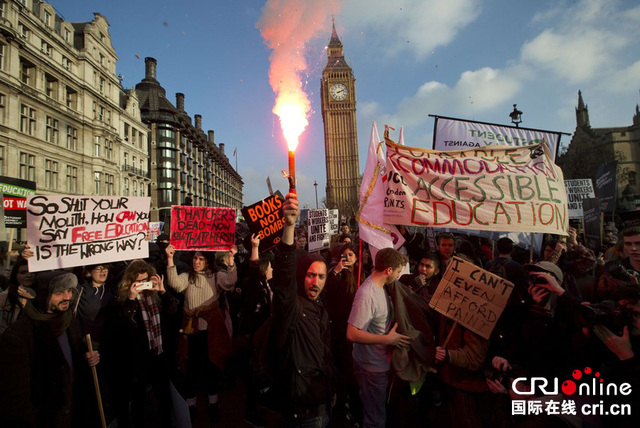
[241,192,285,253]
[565,179,596,219]
[382,138,569,235]
[26,195,150,272]
[307,209,330,252]
[1,176,37,228]
[595,161,617,213]
[149,221,164,242]
[582,197,601,249]
[170,206,235,251]
[429,256,514,339]
[329,209,339,235]
[433,116,561,160]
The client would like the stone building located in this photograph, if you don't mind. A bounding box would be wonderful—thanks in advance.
[557,91,640,212]
[320,22,360,220]
[133,57,243,223]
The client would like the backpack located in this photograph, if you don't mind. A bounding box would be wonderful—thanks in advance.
[488,258,509,280]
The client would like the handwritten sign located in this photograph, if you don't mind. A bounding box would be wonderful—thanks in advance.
[241,192,285,253]
[170,206,235,251]
[26,195,150,272]
[1,176,37,228]
[329,209,339,235]
[429,256,514,339]
[565,179,595,219]
[307,209,330,252]
[383,140,568,235]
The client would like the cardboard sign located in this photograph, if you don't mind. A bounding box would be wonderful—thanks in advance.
[595,161,617,213]
[1,176,37,228]
[241,192,285,253]
[26,195,150,272]
[329,209,339,235]
[383,140,568,235]
[582,198,601,249]
[429,256,514,339]
[170,206,235,251]
[307,209,331,252]
[565,179,596,219]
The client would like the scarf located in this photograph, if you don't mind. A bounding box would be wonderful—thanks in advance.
[23,300,73,336]
[138,294,163,355]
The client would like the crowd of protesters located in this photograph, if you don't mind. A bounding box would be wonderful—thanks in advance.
[0,192,638,428]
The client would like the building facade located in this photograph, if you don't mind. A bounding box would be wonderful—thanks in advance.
[0,0,242,235]
[557,91,640,212]
[320,22,360,219]
[134,57,243,224]
[0,0,149,241]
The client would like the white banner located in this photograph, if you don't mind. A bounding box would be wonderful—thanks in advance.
[307,208,331,252]
[26,195,150,272]
[329,209,339,235]
[382,139,569,235]
[434,117,561,160]
[565,179,596,219]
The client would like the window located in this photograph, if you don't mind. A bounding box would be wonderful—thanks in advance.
[45,116,59,144]
[99,53,104,65]
[0,93,5,123]
[20,59,35,86]
[99,76,105,93]
[123,152,128,166]
[62,56,71,71]
[132,180,137,197]
[139,132,144,148]
[104,139,113,160]
[131,128,137,145]
[0,2,5,19]
[44,11,51,27]
[123,178,129,196]
[0,43,5,71]
[105,174,114,195]
[94,172,101,194]
[64,28,71,43]
[66,166,78,193]
[45,75,58,99]
[98,105,104,121]
[0,146,4,173]
[94,136,100,156]
[140,159,144,174]
[18,23,28,40]
[19,152,36,181]
[65,87,77,109]
[20,104,36,135]
[41,41,52,56]
[66,126,77,150]
[45,159,58,190]
[124,123,129,141]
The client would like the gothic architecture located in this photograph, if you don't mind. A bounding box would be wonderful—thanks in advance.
[320,22,360,219]
[557,91,640,212]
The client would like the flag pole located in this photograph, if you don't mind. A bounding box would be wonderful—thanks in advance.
[86,334,106,428]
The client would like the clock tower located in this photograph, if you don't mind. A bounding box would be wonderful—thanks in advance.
[321,22,360,220]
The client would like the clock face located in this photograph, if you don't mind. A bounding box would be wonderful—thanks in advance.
[330,83,348,101]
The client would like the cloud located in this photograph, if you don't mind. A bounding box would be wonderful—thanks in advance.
[340,0,481,59]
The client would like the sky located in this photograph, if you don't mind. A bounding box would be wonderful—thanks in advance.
[55,0,640,210]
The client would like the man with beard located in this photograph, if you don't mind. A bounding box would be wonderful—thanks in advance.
[0,272,100,427]
[269,192,336,426]
[399,251,441,305]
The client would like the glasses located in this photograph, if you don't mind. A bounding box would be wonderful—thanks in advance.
[93,266,109,272]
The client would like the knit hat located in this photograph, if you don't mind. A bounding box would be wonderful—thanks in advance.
[49,272,78,294]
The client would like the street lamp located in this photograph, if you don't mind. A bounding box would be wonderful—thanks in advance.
[313,180,318,208]
[509,104,523,127]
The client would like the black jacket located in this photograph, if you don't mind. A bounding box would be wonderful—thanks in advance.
[270,242,335,417]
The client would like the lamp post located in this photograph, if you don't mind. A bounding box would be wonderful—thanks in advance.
[509,104,523,127]
[313,180,318,208]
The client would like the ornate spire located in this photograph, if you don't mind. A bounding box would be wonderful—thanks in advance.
[328,17,342,48]
[633,104,640,127]
[576,90,590,128]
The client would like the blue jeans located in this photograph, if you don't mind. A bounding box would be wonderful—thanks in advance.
[354,362,388,428]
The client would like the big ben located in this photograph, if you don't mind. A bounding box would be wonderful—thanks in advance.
[321,22,360,220]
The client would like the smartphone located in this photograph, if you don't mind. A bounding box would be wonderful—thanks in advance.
[136,281,154,291]
[341,254,348,262]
